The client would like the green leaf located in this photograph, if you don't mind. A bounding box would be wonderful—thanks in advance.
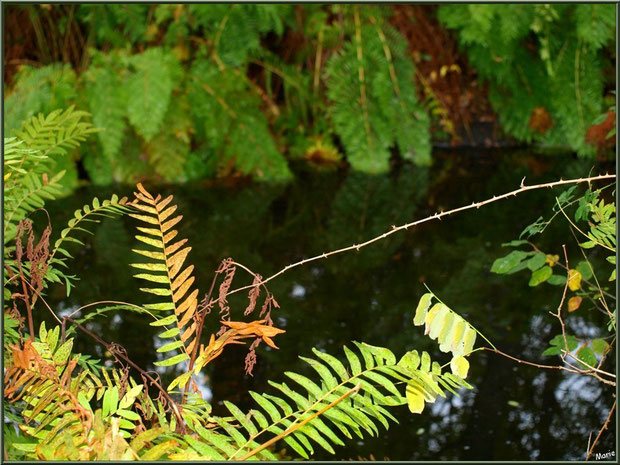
[491,250,529,274]
[150,314,177,326]
[344,346,362,375]
[502,239,529,247]
[154,353,189,367]
[157,340,184,353]
[527,252,547,271]
[592,338,610,355]
[249,392,281,423]
[547,274,567,286]
[140,440,177,461]
[103,386,119,417]
[405,382,426,414]
[420,351,431,372]
[224,401,258,437]
[52,338,73,365]
[284,372,324,399]
[575,261,593,280]
[301,356,338,390]
[528,266,552,286]
[119,384,143,409]
[577,347,597,369]
[117,409,141,421]
[312,348,348,382]
[168,372,193,391]
[450,356,470,378]
[399,350,420,371]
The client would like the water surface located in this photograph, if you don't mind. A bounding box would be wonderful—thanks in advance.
[42,148,616,460]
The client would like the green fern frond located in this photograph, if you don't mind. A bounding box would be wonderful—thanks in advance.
[4,64,78,134]
[84,50,129,163]
[40,194,132,295]
[325,8,430,173]
[3,137,46,180]
[144,95,192,182]
[438,4,611,157]
[3,170,65,245]
[126,48,181,142]
[188,59,292,181]
[182,342,472,460]
[14,106,101,159]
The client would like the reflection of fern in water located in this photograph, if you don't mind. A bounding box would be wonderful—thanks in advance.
[322,166,429,273]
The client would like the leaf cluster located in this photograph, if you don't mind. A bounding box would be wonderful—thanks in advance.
[438,4,615,156]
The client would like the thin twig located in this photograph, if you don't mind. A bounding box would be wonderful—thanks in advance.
[586,400,616,460]
[214,174,616,307]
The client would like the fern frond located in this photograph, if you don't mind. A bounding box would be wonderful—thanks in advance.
[325,8,430,172]
[188,59,292,181]
[3,137,46,181]
[84,50,129,163]
[183,342,472,460]
[126,48,180,141]
[4,64,78,134]
[129,184,199,375]
[3,170,65,245]
[14,106,101,160]
[46,194,132,293]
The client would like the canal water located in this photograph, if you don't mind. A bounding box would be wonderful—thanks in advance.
[42,148,615,460]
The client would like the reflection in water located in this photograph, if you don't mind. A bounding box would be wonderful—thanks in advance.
[42,149,615,460]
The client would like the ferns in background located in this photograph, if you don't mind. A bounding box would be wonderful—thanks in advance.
[326,6,430,172]
[8,4,611,183]
[438,4,615,156]
[188,58,292,181]
[4,4,440,185]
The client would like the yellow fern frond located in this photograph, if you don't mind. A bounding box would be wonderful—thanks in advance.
[129,184,200,376]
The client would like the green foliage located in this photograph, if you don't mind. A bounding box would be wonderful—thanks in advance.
[5,5,437,185]
[4,107,99,248]
[412,292,477,373]
[438,4,615,156]
[4,65,78,134]
[187,58,292,181]
[325,8,430,172]
[47,194,132,294]
[490,183,616,366]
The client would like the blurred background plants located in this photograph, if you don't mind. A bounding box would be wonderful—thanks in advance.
[4,4,616,190]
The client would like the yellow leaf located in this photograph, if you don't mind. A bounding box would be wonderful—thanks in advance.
[568,269,582,291]
[406,383,426,414]
[168,247,191,278]
[568,296,582,312]
[545,254,560,266]
[450,356,470,379]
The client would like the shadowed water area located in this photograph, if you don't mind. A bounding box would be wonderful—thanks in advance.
[41,148,615,461]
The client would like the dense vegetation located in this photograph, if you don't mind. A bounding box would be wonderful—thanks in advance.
[4,4,615,189]
[4,116,479,459]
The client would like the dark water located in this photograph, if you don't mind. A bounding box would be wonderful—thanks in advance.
[41,148,615,461]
